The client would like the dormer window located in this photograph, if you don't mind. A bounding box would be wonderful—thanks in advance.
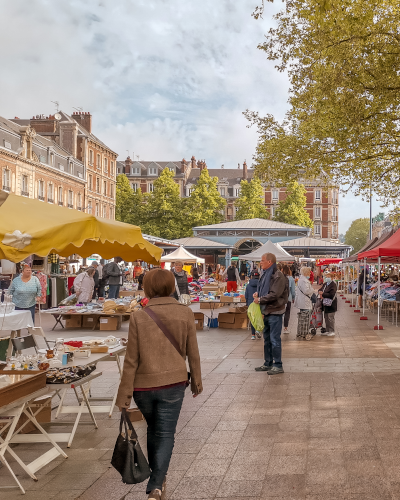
[131,167,140,175]
[148,167,157,175]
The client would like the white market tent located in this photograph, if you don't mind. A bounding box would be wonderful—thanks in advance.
[242,240,294,262]
[161,245,205,264]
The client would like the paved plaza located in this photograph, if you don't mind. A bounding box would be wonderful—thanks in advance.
[3,296,400,499]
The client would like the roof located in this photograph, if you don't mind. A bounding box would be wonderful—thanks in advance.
[242,240,295,261]
[280,237,351,248]
[172,237,233,249]
[142,234,180,248]
[193,218,309,231]
[358,229,400,261]
[342,237,378,263]
[188,168,254,184]
[160,246,205,263]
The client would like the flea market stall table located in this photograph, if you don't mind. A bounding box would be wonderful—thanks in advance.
[43,309,131,331]
[0,310,33,359]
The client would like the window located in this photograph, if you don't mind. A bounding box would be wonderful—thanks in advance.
[148,167,157,175]
[77,193,82,210]
[314,224,321,235]
[332,225,337,238]
[131,167,140,175]
[88,174,93,190]
[104,157,108,172]
[96,177,100,193]
[21,175,28,196]
[332,207,337,221]
[88,200,92,213]
[69,162,73,173]
[58,186,63,206]
[2,169,10,191]
[39,154,46,163]
[110,161,114,175]
[4,140,11,149]
[272,189,279,201]
[110,184,114,198]
[59,163,64,171]
[89,150,94,165]
[315,206,321,219]
[220,187,225,196]
[68,190,73,208]
[50,153,54,166]
[103,205,107,217]
[48,184,54,202]
[110,206,114,219]
[235,188,240,197]
[332,190,338,204]
[38,180,44,200]
[131,183,138,191]
[97,154,100,169]
[271,206,277,217]
[95,203,99,216]
[235,206,239,213]
[148,183,154,192]
[104,180,107,196]
[168,167,175,173]
[315,189,321,201]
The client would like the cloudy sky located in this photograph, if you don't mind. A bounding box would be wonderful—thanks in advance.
[0,0,380,233]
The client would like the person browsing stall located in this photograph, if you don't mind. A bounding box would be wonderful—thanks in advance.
[222,262,241,293]
[9,264,41,324]
[318,273,338,337]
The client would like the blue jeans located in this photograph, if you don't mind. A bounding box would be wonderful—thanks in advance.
[133,384,186,493]
[262,313,283,368]
[108,285,120,299]
[15,305,35,325]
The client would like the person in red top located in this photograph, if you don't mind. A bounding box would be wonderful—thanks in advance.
[309,269,314,284]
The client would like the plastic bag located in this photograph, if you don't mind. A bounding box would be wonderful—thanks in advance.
[59,293,78,306]
[247,302,264,332]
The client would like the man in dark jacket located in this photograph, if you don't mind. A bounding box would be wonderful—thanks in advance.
[253,252,289,375]
[105,257,123,299]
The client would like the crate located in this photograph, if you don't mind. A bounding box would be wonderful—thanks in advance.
[194,312,204,331]
[99,316,121,331]
[64,315,82,328]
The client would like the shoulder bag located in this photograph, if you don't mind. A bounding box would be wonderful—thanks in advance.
[322,284,337,307]
[111,408,150,484]
[144,307,191,382]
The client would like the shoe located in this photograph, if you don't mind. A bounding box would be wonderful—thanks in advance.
[326,332,335,337]
[255,364,272,371]
[320,331,328,336]
[267,366,284,375]
[251,336,256,340]
[161,477,166,500]
[283,327,288,333]
[148,490,162,500]
[256,331,262,338]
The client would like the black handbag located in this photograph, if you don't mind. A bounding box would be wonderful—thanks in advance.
[111,408,151,484]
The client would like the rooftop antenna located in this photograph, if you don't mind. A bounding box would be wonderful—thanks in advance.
[126,150,130,158]
[72,107,83,112]
[51,101,59,113]
[136,155,140,161]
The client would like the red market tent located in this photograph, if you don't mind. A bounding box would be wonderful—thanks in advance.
[358,229,400,263]
[316,258,343,266]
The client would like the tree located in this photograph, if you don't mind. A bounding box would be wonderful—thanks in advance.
[344,218,370,253]
[234,178,269,220]
[140,168,185,240]
[245,0,400,205]
[115,174,134,223]
[186,169,226,228]
[274,181,314,228]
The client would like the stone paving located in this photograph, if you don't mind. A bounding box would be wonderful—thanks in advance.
[3,295,400,499]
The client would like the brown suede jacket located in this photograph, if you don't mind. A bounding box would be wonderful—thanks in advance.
[116,297,203,409]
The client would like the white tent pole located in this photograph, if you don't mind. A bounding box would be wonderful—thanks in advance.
[376,257,381,329]
[355,261,359,311]
[362,258,367,317]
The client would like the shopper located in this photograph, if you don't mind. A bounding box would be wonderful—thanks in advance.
[294,267,315,338]
[310,267,315,284]
[358,267,366,308]
[172,261,189,300]
[245,270,261,339]
[223,263,241,293]
[90,261,100,299]
[207,264,213,276]
[116,268,202,500]
[318,274,338,337]
[105,257,123,299]
[253,253,289,375]
[73,267,95,304]
[9,264,41,324]
[282,265,295,333]
[191,264,200,281]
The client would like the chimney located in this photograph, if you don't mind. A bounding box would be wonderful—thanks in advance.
[199,160,206,171]
[30,115,57,133]
[125,156,133,174]
[191,156,197,170]
[243,160,248,180]
[238,163,240,169]
[59,121,78,157]
[181,158,187,173]
[72,111,92,133]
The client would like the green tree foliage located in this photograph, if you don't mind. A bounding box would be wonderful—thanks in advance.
[274,181,314,228]
[115,174,144,226]
[344,218,370,253]
[140,168,184,240]
[245,0,400,205]
[186,169,226,228]
[234,178,269,220]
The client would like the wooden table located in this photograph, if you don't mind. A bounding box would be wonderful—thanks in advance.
[0,310,33,358]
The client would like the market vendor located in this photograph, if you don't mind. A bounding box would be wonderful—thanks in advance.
[9,264,41,323]
[172,261,189,300]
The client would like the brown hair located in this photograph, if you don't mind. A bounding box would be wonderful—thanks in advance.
[143,268,176,299]
[262,252,277,264]
[282,265,290,276]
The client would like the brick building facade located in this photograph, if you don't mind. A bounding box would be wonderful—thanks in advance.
[12,112,117,219]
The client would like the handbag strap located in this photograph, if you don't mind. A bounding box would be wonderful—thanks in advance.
[143,307,182,356]
[120,408,138,440]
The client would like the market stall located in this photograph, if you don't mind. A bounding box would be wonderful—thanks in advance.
[241,240,295,262]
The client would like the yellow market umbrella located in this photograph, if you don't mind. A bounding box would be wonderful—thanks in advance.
[0,191,162,264]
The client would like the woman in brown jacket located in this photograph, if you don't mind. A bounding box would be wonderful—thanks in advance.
[116,268,202,500]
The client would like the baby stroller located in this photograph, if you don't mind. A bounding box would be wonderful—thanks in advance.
[297,298,325,341]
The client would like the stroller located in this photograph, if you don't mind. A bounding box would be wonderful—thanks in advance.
[296,298,325,340]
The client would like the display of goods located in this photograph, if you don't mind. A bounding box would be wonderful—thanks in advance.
[0,302,15,314]
[46,364,96,384]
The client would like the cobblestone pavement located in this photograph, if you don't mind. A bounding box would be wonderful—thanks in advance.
[3,296,400,499]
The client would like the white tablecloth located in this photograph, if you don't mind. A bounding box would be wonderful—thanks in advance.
[0,310,32,332]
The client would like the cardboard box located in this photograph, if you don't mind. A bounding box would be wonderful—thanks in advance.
[233,313,248,329]
[99,316,121,331]
[229,305,247,314]
[64,315,82,328]
[82,314,98,329]
[220,295,235,303]
[218,312,248,329]
[119,290,136,297]
[194,312,204,330]
[200,302,222,309]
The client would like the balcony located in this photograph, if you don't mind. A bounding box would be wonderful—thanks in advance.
[21,191,29,197]
[68,204,73,208]
[47,198,54,203]
[2,185,10,192]
[58,201,63,206]
[38,195,45,201]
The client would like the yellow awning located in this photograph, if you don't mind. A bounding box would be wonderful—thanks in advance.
[0,191,162,264]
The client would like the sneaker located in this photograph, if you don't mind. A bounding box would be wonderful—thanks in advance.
[320,331,328,336]
[256,331,262,338]
[267,366,284,375]
[326,332,335,337]
[251,335,256,340]
[283,327,288,333]
[255,364,272,372]
[148,490,162,500]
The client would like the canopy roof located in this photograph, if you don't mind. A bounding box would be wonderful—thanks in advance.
[358,229,400,262]
[0,191,162,264]
[160,245,205,263]
[316,258,343,266]
[241,240,294,261]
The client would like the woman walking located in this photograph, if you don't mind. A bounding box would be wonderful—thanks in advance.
[116,269,202,500]
[318,274,338,337]
[294,267,315,339]
[9,264,41,324]
[282,265,296,333]
[245,271,260,339]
